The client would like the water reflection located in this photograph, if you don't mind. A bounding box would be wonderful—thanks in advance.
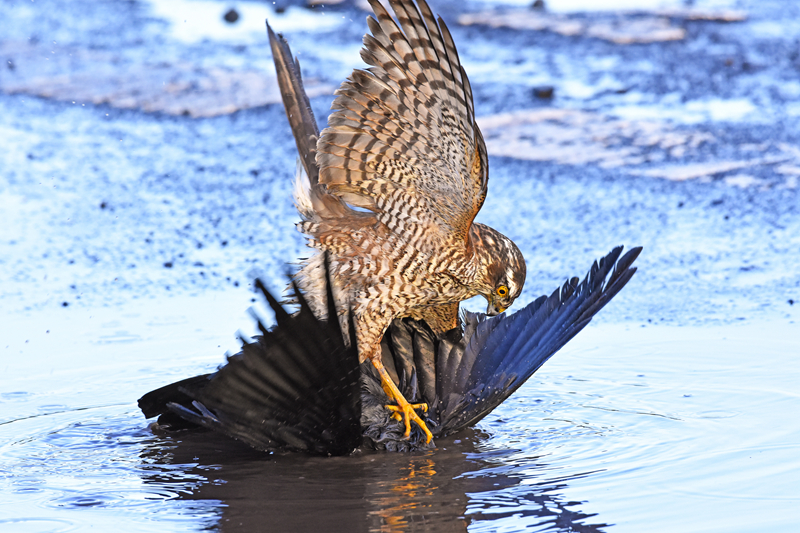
[139,427,606,532]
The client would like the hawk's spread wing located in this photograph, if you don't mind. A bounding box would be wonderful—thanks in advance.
[317,0,488,252]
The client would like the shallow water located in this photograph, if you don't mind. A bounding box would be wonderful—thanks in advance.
[2,0,800,530]
[2,297,798,532]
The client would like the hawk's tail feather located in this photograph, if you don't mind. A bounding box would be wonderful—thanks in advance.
[268,22,319,186]
[269,21,371,226]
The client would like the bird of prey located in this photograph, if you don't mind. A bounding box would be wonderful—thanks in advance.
[272,0,526,443]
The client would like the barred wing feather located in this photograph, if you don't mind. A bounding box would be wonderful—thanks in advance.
[316,0,488,252]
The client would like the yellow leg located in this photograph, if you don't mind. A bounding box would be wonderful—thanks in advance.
[370,357,433,444]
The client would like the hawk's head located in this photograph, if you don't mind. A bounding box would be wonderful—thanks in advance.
[470,223,526,316]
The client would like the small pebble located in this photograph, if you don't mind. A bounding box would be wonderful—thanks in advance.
[532,86,554,99]
[223,8,239,24]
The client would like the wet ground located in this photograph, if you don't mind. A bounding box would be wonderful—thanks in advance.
[1,0,799,531]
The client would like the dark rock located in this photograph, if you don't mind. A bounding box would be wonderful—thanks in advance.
[533,85,554,99]
[223,8,239,24]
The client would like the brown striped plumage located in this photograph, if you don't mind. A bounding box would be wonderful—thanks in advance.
[272,0,526,441]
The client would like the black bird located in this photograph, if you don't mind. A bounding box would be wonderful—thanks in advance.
[139,245,640,454]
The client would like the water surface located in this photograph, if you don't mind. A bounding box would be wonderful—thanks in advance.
[2,299,797,532]
[2,0,800,530]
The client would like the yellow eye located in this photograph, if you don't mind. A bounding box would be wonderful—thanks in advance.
[496,285,509,297]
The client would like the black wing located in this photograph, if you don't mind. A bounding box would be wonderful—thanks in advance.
[140,259,362,456]
[368,246,642,448]
[137,374,214,430]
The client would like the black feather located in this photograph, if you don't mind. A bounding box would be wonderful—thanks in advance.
[362,246,642,446]
[139,241,641,453]
[142,258,362,456]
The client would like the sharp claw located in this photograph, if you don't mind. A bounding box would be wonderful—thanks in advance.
[372,357,434,444]
[383,402,432,442]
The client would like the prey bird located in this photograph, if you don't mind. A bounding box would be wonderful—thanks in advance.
[270,0,526,443]
[138,246,641,454]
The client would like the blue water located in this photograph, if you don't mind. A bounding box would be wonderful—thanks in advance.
[2,301,797,532]
[2,0,800,530]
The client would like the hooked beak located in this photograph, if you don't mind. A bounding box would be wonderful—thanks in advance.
[486,300,506,316]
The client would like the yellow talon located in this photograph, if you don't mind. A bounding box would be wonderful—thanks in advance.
[370,357,433,443]
[386,403,428,414]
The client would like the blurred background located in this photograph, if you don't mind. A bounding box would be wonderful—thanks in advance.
[2,0,798,320]
[1,0,799,531]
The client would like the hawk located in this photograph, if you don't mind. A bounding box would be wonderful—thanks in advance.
[272,0,526,443]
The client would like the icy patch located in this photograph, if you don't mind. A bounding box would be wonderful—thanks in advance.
[611,98,759,125]
[146,0,344,44]
[785,103,800,117]
[611,103,708,124]
[459,10,683,44]
[478,108,714,169]
[560,79,606,99]
[531,0,681,11]
[723,174,762,188]
[0,41,334,117]
[477,107,799,184]
[461,46,629,98]
[747,19,800,39]
[776,164,800,176]
[471,0,742,15]
[685,98,757,122]
[781,176,799,189]
[631,159,784,181]
[459,6,744,44]
[779,81,800,99]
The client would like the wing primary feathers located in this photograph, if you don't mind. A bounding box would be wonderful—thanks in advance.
[255,278,295,331]
[436,17,468,118]
[137,374,212,420]
[428,246,642,436]
[146,261,362,456]
[317,0,489,247]
[268,22,320,186]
